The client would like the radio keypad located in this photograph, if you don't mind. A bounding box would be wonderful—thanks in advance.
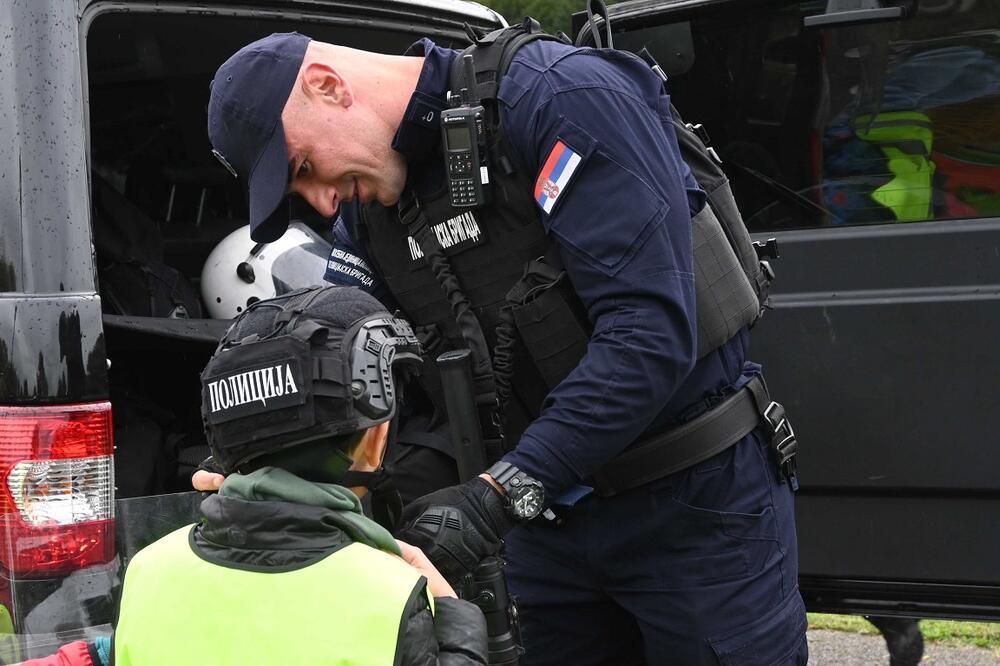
[448,153,473,177]
[450,178,476,205]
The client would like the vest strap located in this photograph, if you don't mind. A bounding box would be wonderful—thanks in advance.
[452,19,562,107]
[398,191,499,410]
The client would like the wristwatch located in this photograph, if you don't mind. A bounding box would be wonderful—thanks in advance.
[485,461,546,522]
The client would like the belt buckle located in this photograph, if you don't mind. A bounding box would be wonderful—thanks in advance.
[763,401,798,484]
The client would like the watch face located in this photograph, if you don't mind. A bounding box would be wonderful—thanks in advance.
[510,486,544,520]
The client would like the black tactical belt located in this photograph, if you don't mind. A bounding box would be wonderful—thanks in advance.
[590,376,798,497]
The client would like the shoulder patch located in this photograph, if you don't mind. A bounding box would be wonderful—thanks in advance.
[325,242,376,291]
[535,140,583,214]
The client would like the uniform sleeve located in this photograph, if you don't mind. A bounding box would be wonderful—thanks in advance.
[15,640,102,666]
[323,210,391,299]
[501,51,699,495]
[397,584,488,666]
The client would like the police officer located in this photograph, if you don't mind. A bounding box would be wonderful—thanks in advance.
[60,286,486,666]
[201,28,807,665]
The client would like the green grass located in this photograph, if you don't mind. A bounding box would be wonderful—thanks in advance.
[808,613,1000,656]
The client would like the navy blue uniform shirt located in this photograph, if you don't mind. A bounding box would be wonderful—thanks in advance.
[327,38,750,496]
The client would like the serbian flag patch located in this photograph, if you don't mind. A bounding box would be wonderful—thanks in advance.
[535,140,582,214]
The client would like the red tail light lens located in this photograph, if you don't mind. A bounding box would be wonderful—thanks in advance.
[0,402,115,576]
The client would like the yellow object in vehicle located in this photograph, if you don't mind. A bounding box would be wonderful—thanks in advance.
[854,111,936,222]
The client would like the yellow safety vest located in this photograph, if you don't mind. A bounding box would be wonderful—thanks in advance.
[854,111,935,222]
[115,525,429,666]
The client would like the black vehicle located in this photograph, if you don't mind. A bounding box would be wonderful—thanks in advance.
[0,0,997,657]
[592,0,1000,621]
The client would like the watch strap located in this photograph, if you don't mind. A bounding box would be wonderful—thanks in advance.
[486,460,518,487]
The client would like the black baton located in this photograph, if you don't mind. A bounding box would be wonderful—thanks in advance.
[437,349,489,480]
[436,350,522,666]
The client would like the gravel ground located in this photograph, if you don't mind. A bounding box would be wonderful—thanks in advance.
[808,629,1000,665]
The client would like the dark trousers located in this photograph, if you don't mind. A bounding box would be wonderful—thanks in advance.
[505,429,808,665]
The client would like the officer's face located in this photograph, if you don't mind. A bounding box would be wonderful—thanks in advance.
[281,64,407,218]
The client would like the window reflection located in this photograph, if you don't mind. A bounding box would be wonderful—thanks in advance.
[645,0,1000,231]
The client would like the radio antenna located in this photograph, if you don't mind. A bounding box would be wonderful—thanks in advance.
[462,54,478,105]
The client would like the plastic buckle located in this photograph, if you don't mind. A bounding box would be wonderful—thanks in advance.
[753,238,780,261]
[686,122,712,146]
[397,195,422,229]
[763,401,798,484]
[760,260,776,282]
[524,256,563,284]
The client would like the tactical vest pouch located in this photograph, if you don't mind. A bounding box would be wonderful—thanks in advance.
[509,273,590,391]
[671,112,769,357]
[691,201,761,356]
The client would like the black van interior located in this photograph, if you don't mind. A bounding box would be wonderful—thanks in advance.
[85,11,469,496]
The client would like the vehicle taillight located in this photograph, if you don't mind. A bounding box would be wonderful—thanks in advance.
[0,402,114,576]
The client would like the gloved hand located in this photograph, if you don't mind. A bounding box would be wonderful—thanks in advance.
[396,477,516,583]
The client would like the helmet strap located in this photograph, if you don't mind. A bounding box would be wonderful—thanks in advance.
[342,466,403,531]
[342,413,404,530]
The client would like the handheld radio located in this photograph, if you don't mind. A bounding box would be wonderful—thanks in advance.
[441,55,490,207]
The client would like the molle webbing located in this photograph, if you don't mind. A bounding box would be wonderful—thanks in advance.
[670,110,769,356]
[450,19,564,119]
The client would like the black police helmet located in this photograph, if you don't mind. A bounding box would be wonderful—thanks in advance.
[200,285,421,474]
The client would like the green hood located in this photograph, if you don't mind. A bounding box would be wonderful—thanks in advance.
[219,466,401,556]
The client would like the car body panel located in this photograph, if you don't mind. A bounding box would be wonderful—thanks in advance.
[0,0,105,405]
[597,0,1000,618]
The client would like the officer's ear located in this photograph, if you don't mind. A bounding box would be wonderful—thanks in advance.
[357,420,390,471]
[300,61,353,108]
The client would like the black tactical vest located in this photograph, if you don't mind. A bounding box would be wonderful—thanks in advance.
[358,22,772,452]
[359,131,555,446]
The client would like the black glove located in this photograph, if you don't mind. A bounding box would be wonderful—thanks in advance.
[194,455,225,476]
[396,477,516,583]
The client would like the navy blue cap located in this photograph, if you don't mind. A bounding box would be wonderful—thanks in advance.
[208,33,311,243]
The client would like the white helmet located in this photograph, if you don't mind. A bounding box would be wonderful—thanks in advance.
[201,222,332,319]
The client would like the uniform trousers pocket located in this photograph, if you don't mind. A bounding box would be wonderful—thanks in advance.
[651,497,777,586]
[640,435,780,588]
[708,590,807,665]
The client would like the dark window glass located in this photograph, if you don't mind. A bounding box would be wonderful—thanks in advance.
[630,0,1000,231]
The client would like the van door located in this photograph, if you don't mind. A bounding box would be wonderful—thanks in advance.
[589,0,1000,619]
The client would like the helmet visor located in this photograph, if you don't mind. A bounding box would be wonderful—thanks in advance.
[267,222,331,295]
